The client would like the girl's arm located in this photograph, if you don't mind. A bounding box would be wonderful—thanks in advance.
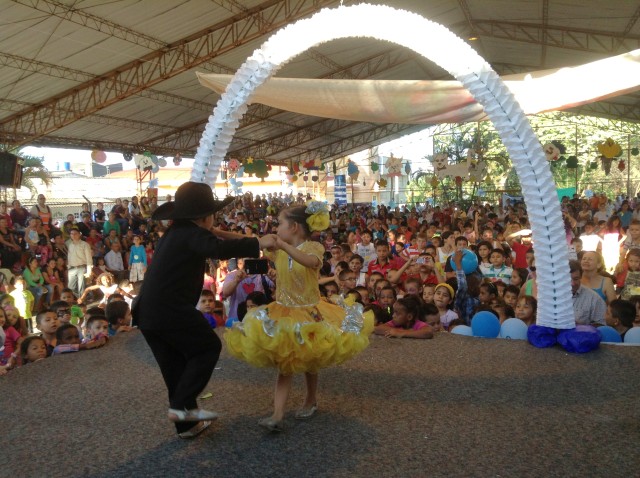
[78,284,101,302]
[276,238,321,269]
[603,277,617,304]
[394,324,434,339]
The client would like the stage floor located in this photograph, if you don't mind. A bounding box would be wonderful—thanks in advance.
[2,330,639,477]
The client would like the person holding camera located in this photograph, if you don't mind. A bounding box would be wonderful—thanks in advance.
[221,257,275,322]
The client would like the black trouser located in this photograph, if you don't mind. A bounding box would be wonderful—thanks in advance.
[141,324,222,433]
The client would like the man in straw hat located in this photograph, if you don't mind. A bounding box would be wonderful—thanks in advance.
[133,181,277,439]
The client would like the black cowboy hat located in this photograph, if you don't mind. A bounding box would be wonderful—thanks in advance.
[152,181,234,220]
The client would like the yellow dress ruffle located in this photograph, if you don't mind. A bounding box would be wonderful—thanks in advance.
[224,241,374,375]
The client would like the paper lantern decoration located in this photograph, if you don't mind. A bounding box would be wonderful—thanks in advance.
[123,152,133,162]
[370,161,379,172]
[405,162,411,175]
[385,154,403,176]
[332,162,337,175]
[377,177,387,188]
[303,174,309,181]
[347,160,360,181]
[597,138,622,158]
[632,147,639,156]
[618,160,625,172]
[566,156,578,168]
[303,158,321,170]
[91,150,107,163]
[312,174,319,182]
[173,154,182,166]
[227,158,240,172]
[158,157,168,167]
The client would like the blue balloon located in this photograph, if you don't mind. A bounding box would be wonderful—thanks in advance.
[471,311,501,338]
[451,249,479,274]
[624,327,640,344]
[499,318,528,340]
[451,324,473,336]
[597,325,622,343]
[225,317,239,328]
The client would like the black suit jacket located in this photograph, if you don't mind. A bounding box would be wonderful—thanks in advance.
[134,221,260,330]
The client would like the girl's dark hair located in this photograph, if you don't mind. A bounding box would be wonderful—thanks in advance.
[282,206,312,236]
[363,303,391,325]
[55,323,77,342]
[518,295,538,314]
[246,291,270,306]
[396,295,426,323]
[20,335,46,362]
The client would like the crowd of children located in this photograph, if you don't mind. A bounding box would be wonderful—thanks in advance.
[3,189,640,376]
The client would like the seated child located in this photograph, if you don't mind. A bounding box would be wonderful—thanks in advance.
[354,285,370,306]
[374,295,433,339]
[60,288,84,327]
[4,305,28,337]
[423,302,442,332]
[20,335,47,365]
[434,283,459,330]
[105,300,134,335]
[52,323,107,354]
[422,283,436,304]
[85,315,110,342]
[35,309,60,356]
[197,289,220,328]
[502,285,520,309]
[515,295,537,327]
[338,269,358,297]
[605,299,635,340]
[0,306,21,365]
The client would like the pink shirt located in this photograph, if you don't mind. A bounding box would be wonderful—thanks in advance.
[2,326,21,358]
[384,319,428,331]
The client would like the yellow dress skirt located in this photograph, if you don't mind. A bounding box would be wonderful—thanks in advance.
[224,242,374,375]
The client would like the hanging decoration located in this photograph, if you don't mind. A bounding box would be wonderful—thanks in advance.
[324,164,334,180]
[377,177,387,188]
[243,157,256,176]
[252,158,269,181]
[123,152,133,162]
[431,153,470,180]
[347,159,360,181]
[91,150,107,163]
[303,158,321,170]
[229,177,243,194]
[566,156,578,168]
[589,161,598,170]
[601,157,613,175]
[430,175,439,188]
[134,152,159,171]
[404,162,411,175]
[370,161,379,172]
[385,153,403,176]
[597,138,622,158]
[173,153,182,166]
[227,158,240,172]
[542,141,567,161]
[631,147,639,156]
[618,160,625,172]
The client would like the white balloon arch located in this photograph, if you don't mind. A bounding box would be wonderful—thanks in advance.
[191,3,574,329]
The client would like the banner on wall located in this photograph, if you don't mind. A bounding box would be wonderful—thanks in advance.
[335,174,347,205]
[557,187,576,201]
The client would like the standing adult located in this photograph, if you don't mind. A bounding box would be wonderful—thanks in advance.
[30,194,53,232]
[66,229,93,298]
[132,182,276,439]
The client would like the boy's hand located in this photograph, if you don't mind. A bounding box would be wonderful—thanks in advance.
[453,250,464,267]
[116,325,134,333]
[87,336,107,349]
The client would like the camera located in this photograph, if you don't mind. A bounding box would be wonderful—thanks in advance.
[244,258,269,275]
[416,257,426,264]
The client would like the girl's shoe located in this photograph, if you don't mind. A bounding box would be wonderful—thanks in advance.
[258,417,284,432]
[294,404,318,420]
[178,420,211,439]
[168,408,219,422]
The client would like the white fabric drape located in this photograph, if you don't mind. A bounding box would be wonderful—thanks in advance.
[197,49,640,124]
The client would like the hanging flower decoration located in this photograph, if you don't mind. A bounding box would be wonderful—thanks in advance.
[303,158,321,170]
[377,177,387,188]
[430,175,439,188]
[597,138,622,158]
[305,200,330,232]
[370,161,379,172]
[631,147,639,156]
[91,150,107,163]
[385,153,403,176]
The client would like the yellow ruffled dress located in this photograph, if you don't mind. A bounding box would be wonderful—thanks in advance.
[224,241,374,375]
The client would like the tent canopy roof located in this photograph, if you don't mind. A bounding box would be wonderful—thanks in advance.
[1,0,639,167]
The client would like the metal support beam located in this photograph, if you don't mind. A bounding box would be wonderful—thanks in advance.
[471,20,640,54]
[0,0,338,147]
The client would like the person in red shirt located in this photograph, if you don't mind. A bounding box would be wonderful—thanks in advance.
[507,229,533,269]
[367,240,402,277]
